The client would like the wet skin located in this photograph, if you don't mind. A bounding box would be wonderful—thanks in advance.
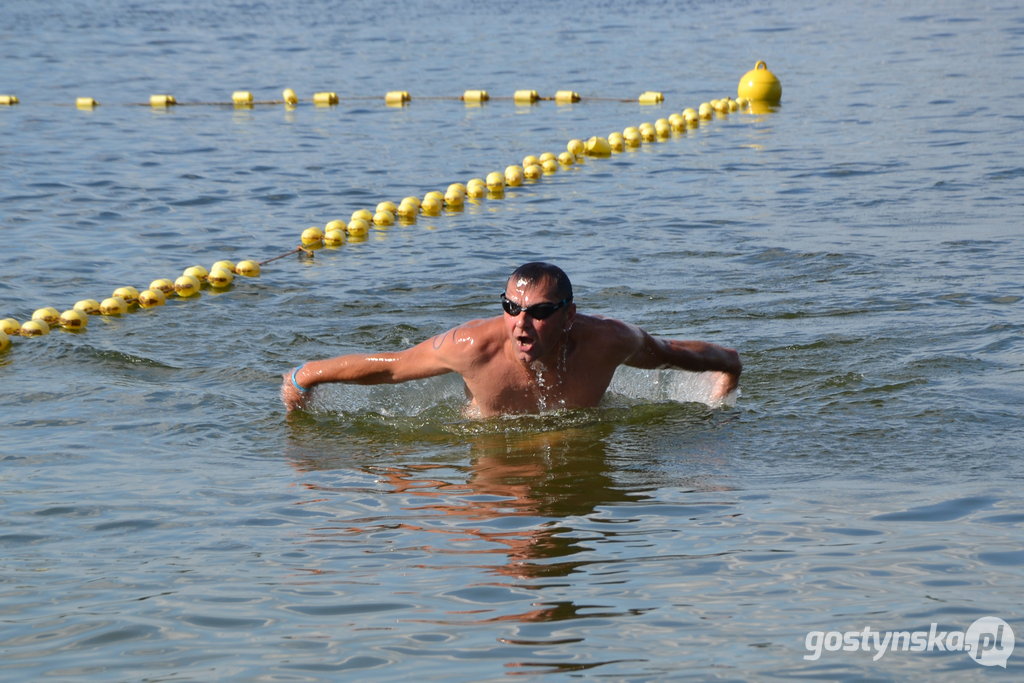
[281,277,741,416]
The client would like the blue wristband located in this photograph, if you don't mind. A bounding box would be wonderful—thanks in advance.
[291,365,310,393]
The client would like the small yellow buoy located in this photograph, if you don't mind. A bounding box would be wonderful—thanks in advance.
[301,226,324,245]
[0,95,18,106]
[323,228,346,246]
[655,119,671,138]
[376,200,398,214]
[0,329,9,351]
[112,286,140,304]
[607,132,625,152]
[683,108,699,125]
[566,139,585,156]
[1,318,21,335]
[443,190,465,208]
[283,88,299,105]
[99,296,129,315]
[541,159,558,174]
[522,155,540,169]
[523,164,543,180]
[485,171,505,191]
[350,208,374,224]
[585,136,611,157]
[148,279,175,295]
[183,265,209,282]
[76,97,98,109]
[424,190,444,204]
[138,289,166,308]
[505,165,525,187]
[149,94,177,107]
[173,276,201,298]
[555,90,580,104]
[420,196,442,216]
[32,307,61,326]
[232,91,254,107]
[737,61,782,104]
[208,267,235,288]
[385,91,410,106]
[397,200,419,219]
[638,91,664,105]
[59,309,88,330]
[21,319,50,336]
[73,299,101,315]
[401,196,421,209]
[557,151,576,166]
[698,102,713,119]
[462,90,489,104]
[514,89,539,105]
[211,259,236,273]
[235,260,262,277]
[313,92,339,106]
[347,217,371,235]
[373,209,396,226]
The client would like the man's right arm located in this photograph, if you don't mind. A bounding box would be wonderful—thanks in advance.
[280,322,482,411]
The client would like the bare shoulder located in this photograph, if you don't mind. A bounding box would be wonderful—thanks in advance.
[424,316,504,366]
[571,314,645,360]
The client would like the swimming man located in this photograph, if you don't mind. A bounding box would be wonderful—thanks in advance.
[281,262,741,416]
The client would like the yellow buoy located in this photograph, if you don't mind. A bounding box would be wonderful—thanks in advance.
[737,61,782,104]
[514,89,539,105]
[385,91,410,106]
[523,164,543,180]
[235,260,261,277]
[183,265,209,282]
[401,196,421,209]
[112,286,140,304]
[541,158,558,174]
[698,102,713,119]
[173,276,201,298]
[212,259,236,273]
[208,267,235,288]
[59,309,87,330]
[347,217,371,235]
[376,200,398,215]
[21,319,50,336]
[351,208,374,224]
[0,95,19,106]
[424,190,444,204]
[397,200,419,219]
[148,279,175,295]
[504,165,525,187]
[301,226,324,245]
[668,113,685,131]
[607,132,625,152]
[555,90,580,104]
[313,92,339,106]
[32,307,61,326]
[420,196,442,216]
[232,91,254,106]
[0,329,9,351]
[485,171,505,191]
[566,139,585,156]
[462,89,489,103]
[683,107,699,125]
[638,91,664,105]
[655,119,671,138]
[522,155,539,169]
[323,228,346,246]
[443,190,465,208]
[282,88,299,104]
[585,136,611,157]
[149,94,177,107]
[99,296,129,315]
[557,151,576,166]
[73,299,101,315]
[373,209,396,226]
[76,97,98,109]
[138,289,166,308]
[1,318,22,335]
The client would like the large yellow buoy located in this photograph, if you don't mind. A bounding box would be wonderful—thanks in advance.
[737,61,782,104]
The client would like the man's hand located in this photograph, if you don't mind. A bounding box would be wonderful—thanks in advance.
[281,367,311,411]
[707,369,740,403]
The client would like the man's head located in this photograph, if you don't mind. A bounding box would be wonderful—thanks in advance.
[502,262,576,364]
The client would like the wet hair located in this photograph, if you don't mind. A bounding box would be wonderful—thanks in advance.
[506,262,573,302]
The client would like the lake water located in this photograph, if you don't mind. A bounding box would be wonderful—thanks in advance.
[2,0,1022,679]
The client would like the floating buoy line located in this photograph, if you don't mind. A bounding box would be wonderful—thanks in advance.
[0,63,782,356]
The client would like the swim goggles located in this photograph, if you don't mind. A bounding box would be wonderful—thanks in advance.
[500,293,571,320]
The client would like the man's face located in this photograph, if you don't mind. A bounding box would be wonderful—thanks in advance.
[501,276,575,364]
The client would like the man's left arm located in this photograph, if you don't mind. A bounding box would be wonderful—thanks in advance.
[623,325,742,399]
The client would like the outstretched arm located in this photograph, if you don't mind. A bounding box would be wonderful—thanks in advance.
[280,327,471,411]
[623,326,742,401]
